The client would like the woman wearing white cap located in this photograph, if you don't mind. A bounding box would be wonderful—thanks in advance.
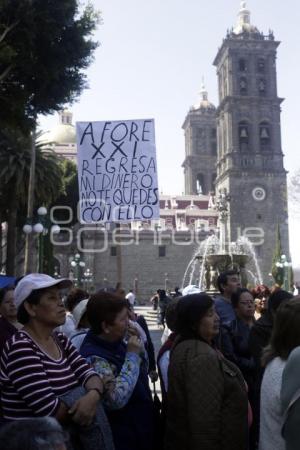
[0,273,114,450]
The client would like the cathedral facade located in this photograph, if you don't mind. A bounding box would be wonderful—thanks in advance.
[183,2,290,280]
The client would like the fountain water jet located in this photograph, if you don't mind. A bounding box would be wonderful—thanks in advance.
[181,189,263,292]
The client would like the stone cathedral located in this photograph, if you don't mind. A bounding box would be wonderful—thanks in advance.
[183,2,290,279]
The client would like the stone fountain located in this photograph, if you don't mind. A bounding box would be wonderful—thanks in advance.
[182,188,263,292]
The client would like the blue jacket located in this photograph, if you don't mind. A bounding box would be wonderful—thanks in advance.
[214,296,235,325]
[80,331,154,450]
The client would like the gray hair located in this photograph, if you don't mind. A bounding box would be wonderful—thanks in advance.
[0,417,67,450]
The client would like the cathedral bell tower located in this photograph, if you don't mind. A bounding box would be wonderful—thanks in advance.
[182,83,217,195]
[213,1,290,279]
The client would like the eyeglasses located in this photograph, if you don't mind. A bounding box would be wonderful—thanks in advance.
[239,301,255,306]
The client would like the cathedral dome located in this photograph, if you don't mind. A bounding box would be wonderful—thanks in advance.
[233,1,259,35]
[192,83,216,112]
[40,110,76,144]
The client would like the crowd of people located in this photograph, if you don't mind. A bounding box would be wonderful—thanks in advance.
[0,270,298,450]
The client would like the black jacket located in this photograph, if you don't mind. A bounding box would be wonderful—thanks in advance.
[249,312,273,370]
[221,318,255,390]
[248,312,273,447]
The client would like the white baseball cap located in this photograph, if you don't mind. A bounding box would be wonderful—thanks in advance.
[181,285,202,296]
[72,298,89,328]
[15,273,72,310]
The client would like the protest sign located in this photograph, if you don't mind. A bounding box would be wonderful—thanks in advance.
[76,119,160,223]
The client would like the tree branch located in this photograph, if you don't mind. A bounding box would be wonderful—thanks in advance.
[0,21,19,44]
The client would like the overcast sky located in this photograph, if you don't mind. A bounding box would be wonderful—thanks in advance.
[40,0,300,266]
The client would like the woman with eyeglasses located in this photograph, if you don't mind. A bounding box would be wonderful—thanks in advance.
[221,288,256,449]
[221,289,256,379]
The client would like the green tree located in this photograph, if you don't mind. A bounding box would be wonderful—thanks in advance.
[0,128,64,275]
[0,0,100,271]
[0,0,100,127]
[52,159,79,225]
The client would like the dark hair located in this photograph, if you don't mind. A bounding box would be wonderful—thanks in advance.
[231,288,253,308]
[251,284,271,299]
[87,292,128,334]
[262,298,300,366]
[0,285,14,305]
[17,288,48,325]
[165,298,180,331]
[268,289,293,314]
[217,270,239,294]
[175,293,213,340]
[0,417,67,450]
[65,288,88,312]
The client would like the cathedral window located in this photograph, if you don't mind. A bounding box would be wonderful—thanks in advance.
[239,122,249,151]
[196,174,205,195]
[158,246,166,257]
[257,58,265,73]
[239,77,248,95]
[110,246,117,257]
[239,59,247,72]
[258,79,266,96]
[260,122,271,151]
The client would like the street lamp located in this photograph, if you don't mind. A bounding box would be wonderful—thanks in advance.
[275,254,293,291]
[70,253,85,287]
[53,266,61,279]
[83,268,93,292]
[103,274,108,291]
[23,206,60,273]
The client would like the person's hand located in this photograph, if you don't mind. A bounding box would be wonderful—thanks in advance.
[127,323,139,338]
[68,390,99,426]
[149,370,159,382]
[127,335,143,354]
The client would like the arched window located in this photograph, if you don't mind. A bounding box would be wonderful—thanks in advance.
[258,78,266,96]
[239,77,248,95]
[257,58,265,73]
[239,121,249,152]
[260,122,271,151]
[196,174,205,195]
[239,59,247,72]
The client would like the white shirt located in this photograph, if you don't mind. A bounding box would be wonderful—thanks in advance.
[59,313,76,338]
[161,326,171,345]
[126,292,136,306]
[259,357,286,450]
[159,350,170,392]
